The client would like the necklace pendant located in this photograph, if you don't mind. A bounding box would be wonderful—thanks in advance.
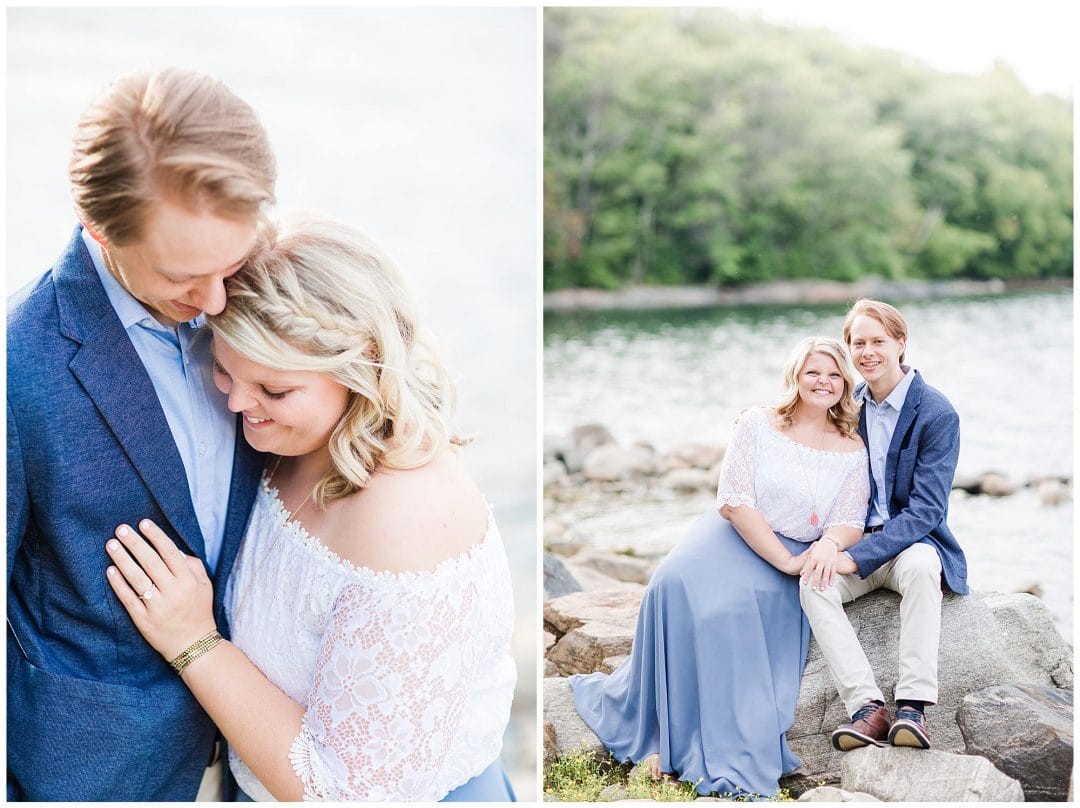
[810,511,819,527]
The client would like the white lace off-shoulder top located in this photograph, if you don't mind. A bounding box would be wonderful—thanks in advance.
[716,407,870,542]
[224,476,517,801]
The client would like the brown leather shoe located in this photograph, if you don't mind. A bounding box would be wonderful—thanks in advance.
[888,706,931,748]
[831,701,891,751]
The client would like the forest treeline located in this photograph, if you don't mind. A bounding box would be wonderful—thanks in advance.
[544,8,1073,290]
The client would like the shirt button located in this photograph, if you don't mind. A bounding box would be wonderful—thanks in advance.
[199,443,207,455]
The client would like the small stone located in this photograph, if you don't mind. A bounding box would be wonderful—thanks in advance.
[598,783,628,801]
[543,720,557,767]
[599,655,630,674]
[544,460,569,487]
[583,445,657,482]
[977,471,1016,497]
[571,423,616,454]
[1036,478,1070,506]
[666,441,725,470]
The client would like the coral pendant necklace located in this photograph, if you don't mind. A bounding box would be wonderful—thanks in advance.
[795,420,828,527]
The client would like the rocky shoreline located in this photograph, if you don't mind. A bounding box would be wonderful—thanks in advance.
[545,422,1073,513]
[543,423,1074,802]
[543,278,1072,313]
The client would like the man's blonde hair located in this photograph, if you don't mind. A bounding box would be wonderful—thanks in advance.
[842,298,909,363]
[69,68,276,246]
[208,212,463,508]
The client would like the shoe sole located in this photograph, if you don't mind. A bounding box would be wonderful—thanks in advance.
[889,723,930,749]
[831,729,886,751]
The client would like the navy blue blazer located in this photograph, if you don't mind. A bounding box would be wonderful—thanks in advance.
[7,227,264,800]
[847,370,968,595]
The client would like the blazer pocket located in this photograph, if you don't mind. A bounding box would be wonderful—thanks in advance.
[8,632,155,708]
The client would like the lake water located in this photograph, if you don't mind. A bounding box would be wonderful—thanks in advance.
[545,291,1073,639]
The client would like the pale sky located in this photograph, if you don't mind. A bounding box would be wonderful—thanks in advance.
[718,0,1075,98]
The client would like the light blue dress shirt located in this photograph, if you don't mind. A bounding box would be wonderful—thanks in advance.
[83,229,236,572]
[862,367,916,527]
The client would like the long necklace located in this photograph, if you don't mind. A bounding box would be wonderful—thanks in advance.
[793,418,829,527]
[232,455,318,617]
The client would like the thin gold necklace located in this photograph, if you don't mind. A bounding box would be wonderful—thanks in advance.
[232,455,318,617]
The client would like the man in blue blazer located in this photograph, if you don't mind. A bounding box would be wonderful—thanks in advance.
[7,69,276,800]
[800,299,967,753]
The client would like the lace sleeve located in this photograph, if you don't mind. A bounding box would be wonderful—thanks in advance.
[288,578,481,801]
[716,408,763,510]
[823,452,871,530]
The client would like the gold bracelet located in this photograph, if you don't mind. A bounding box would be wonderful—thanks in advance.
[169,630,223,675]
[820,535,841,551]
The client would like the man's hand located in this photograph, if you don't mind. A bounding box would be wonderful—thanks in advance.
[835,552,858,576]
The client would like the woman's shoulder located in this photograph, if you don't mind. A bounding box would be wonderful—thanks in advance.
[736,406,772,430]
[326,448,490,575]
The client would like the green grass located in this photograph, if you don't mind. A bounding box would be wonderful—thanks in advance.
[544,750,797,802]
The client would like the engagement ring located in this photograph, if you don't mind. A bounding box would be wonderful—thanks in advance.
[138,588,154,601]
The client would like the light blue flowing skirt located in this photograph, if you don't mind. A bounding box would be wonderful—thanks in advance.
[570,511,811,799]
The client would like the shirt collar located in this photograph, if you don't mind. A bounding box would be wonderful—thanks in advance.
[82,227,206,332]
[867,366,916,411]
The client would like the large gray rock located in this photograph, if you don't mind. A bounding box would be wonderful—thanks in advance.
[797,786,880,801]
[662,442,726,471]
[790,590,1073,782]
[958,684,1073,802]
[840,746,1024,801]
[544,552,583,600]
[543,676,604,759]
[661,467,714,493]
[583,445,656,482]
[545,585,645,676]
[563,561,623,592]
[571,550,657,586]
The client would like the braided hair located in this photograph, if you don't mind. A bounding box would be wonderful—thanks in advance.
[208,212,463,507]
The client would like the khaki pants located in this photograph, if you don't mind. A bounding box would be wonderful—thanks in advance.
[195,759,224,802]
[800,541,943,717]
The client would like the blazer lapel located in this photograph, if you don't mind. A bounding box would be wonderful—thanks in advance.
[854,383,875,506]
[885,371,923,499]
[58,228,206,560]
[212,428,265,619]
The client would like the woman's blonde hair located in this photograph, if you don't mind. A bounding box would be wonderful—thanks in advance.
[842,298,909,363]
[208,212,461,507]
[69,68,276,246]
[775,337,860,438]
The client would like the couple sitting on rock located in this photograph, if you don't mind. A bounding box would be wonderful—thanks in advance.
[570,299,966,798]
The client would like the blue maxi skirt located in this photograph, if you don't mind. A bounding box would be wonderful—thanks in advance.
[570,511,811,799]
[235,758,515,801]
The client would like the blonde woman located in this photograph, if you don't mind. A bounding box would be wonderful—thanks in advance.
[570,337,869,799]
[103,213,517,801]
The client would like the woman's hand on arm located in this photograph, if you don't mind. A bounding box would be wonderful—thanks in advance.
[719,503,808,576]
[106,520,307,801]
